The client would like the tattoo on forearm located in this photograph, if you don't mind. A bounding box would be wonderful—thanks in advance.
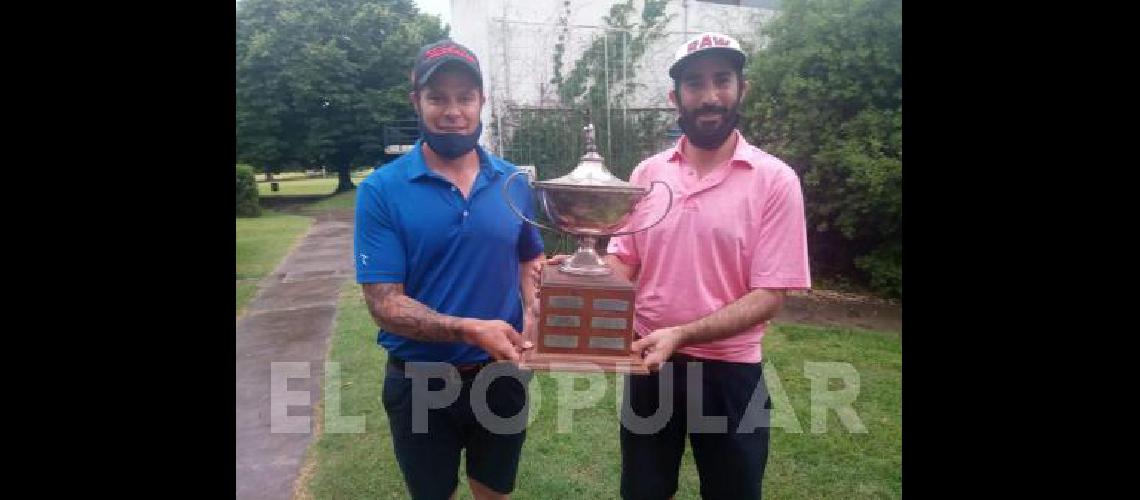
[362,283,466,342]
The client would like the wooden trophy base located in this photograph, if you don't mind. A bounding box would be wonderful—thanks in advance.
[521,266,648,374]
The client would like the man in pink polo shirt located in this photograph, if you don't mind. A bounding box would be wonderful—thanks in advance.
[607,32,811,499]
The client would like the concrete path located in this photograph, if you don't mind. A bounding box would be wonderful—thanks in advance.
[236,209,354,500]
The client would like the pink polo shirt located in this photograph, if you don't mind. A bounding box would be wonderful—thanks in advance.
[606,131,811,363]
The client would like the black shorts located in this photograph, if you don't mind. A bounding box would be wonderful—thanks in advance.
[382,358,531,499]
[620,353,772,500]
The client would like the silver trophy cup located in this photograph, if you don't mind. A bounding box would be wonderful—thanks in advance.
[504,123,673,275]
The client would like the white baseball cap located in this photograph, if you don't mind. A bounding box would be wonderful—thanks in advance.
[669,32,746,80]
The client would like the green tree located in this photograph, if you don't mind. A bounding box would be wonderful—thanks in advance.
[236,0,447,192]
[740,0,902,297]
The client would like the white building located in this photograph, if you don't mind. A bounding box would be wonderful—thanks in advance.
[448,0,782,153]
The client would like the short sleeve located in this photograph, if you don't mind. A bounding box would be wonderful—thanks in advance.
[749,169,812,290]
[354,182,406,284]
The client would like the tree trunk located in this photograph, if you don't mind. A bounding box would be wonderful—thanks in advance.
[335,164,355,193]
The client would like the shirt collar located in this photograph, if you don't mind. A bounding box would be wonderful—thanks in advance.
[667,130,757,170]
[406,140,503,181]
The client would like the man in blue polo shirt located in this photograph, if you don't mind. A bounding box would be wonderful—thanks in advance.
[354,39,544,500]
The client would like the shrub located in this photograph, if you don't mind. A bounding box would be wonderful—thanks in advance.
[236,164,261,217]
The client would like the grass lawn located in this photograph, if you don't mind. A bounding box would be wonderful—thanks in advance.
[258,177,339,197]
[299,284,901,499]
[235,210,314,314]
[255,172,310,182]
[258,173,372,197]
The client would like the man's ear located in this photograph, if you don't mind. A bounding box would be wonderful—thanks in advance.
[668,89,678,109]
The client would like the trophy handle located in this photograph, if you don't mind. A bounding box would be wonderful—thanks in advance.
[605,180,674,238]
[502,171,560,233]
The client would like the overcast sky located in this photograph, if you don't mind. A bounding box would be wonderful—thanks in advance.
[414,0,452,27]
[236,0,452,26]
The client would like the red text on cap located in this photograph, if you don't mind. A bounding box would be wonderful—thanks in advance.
[425,45,475,63]
[687,35,732,54]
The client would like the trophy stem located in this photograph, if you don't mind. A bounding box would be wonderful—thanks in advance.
[559,236,612,276]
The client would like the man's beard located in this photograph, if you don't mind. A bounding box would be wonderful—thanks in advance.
[676,98,741,150]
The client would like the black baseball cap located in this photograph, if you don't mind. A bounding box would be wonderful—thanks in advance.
[412,39,483,90]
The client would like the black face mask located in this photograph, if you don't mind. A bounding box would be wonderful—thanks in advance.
[676,96,741,150]
[418,118,483,159]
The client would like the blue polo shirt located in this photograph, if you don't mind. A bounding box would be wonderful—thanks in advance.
[354,141,544,363]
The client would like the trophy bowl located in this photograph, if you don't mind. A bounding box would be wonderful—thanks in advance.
[533,179,661,275]
[536,184,646,237]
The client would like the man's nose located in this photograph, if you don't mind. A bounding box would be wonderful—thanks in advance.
[443,104,463,120]
[698,87,721,108]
